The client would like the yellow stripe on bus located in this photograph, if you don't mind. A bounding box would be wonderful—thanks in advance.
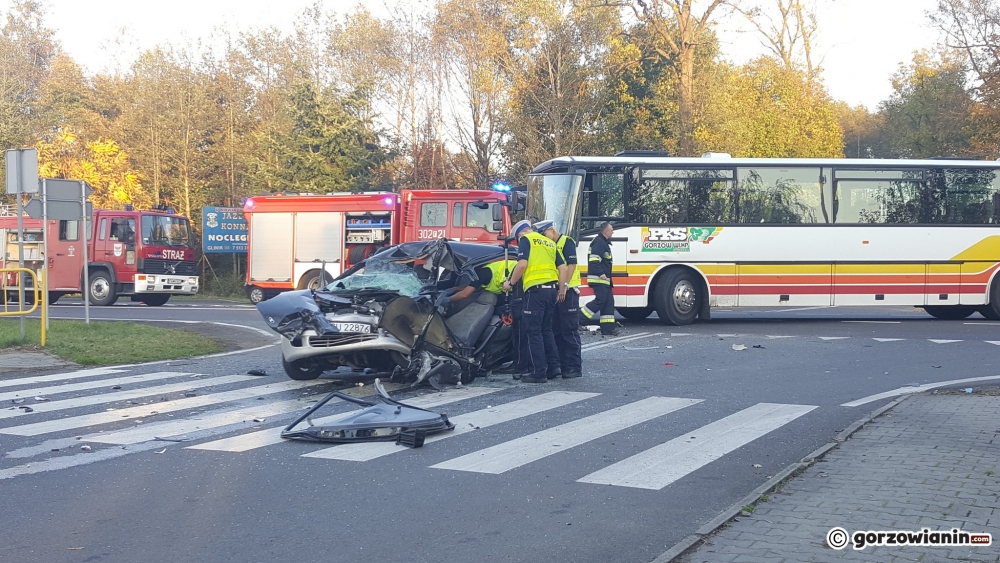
[951,236,1000,261]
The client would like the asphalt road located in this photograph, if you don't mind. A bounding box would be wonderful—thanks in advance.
[1,304,999,563]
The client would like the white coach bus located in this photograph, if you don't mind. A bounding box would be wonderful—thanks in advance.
[525,153,1000,325]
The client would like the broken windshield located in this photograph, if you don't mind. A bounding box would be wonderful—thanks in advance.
[324,252,432,297]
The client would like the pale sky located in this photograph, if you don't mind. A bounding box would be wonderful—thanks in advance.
[6,0,942,110]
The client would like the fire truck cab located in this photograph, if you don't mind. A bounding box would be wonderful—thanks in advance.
[0,205,199,306]
[243,189,511,304]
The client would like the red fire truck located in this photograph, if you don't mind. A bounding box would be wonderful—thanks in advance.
[242,190,512,303]
[0,205,199,306]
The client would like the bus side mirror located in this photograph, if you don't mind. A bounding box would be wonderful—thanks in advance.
[491,205,503,222]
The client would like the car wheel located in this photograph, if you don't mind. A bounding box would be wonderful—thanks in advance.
[247,286,266,305]
[654,269,700,326]
[88,271,119,306]
[923,305,976,320]
[281,357,325,380]
[141,294,170,306]
[617,306,653,322]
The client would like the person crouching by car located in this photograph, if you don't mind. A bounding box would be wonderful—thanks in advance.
[503,220,563,383]
[443,258,517,316]
[538,220,582,379]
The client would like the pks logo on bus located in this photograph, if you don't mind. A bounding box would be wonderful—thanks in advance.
[641,227,722,252]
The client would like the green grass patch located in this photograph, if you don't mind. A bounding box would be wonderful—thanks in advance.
[0,319,221,365]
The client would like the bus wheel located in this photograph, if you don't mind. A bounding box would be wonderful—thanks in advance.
[88,271,119,306]
[655,269,700,326]
[980,279,1000,320]
[140,294,170,306]
[247,286,266,305]
[923,305,976,320]
[617,307,653,322]
[282,357,324,380]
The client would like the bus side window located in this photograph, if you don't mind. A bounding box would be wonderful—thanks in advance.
[581,173,625,231]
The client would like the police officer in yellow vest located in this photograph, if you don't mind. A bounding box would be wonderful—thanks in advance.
[445,258,517,313]
[539,220,582,379]
[503,220,563,383]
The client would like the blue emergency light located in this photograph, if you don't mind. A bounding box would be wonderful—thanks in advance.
[492,181,512,192]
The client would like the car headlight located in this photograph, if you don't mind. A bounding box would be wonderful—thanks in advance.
[188,277,197,284]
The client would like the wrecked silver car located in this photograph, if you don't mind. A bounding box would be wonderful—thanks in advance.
[257,239,515,386]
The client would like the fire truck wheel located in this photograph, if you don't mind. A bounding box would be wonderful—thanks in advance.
[247,286,266,305]
[654,268,700,326]
[88,271,119,306]
[281,357,324,380]
[140,294,170,307]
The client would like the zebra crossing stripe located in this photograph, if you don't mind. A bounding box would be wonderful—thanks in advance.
[0,373,241,421]
[303,391,600,462]
[187,386,501,452]
[87,397,316,445]
[0,379,331,436]
[577,403,817,490]
[0,368,129,390]
[430,396,702,474]
[583,333,663,352]
[0,371,198,402]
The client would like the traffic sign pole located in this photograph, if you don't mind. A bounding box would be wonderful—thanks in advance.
[81,181,90,324]
[42,179,49,330]
[16,168,24,339]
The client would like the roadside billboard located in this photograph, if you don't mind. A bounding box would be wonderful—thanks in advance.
[202,206,248,253]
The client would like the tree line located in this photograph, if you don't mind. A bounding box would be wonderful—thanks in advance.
[1,0,998,228]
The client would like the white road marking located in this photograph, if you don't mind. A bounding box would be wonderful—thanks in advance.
[765,335,795,339]
[582,332,650,350]
[0,368,129,390]
[0,378,329,436]
[0,373,241,421]
[303,391,599,462]
[817,337,850,340]
[842,321,901,324]
[0,371,197,402]
[583,333,663,352]
[87,396,320,445]
[670,333,693,337]
[773,306,833,313]
[716,334,739,338]
[965,322,1000,326]
[987,341,1000,346]
[841,375,1000,407]
[430,396,702,474]
[928,339,962,344]
[577,403,817,490]
[872,338,905,342]
[188,386,501,452]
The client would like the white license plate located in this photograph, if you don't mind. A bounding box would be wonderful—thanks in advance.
[168,278,184,284]
[332,322,371,333]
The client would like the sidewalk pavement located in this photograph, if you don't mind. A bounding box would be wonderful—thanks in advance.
[0,351,71,373]
[678,391,1000,563]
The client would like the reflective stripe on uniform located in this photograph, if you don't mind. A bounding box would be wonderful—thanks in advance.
[556,235,581,288]
[600,315,616,324]
[580,304,595,319]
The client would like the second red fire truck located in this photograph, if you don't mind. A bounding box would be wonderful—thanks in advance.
[242,189,513,303]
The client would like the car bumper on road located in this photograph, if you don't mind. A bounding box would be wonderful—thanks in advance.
[281,329,411,363]
[134,274,199,294]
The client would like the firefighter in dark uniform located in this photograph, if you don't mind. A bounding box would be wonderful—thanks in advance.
[580,221,619,336]
[503,220,563,383]
[538,220,582,379]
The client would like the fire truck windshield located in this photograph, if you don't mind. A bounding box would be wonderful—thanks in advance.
[141,215,193,248]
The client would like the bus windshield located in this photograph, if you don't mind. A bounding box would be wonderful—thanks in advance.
[526,174,583,237]
[142,215,194,248]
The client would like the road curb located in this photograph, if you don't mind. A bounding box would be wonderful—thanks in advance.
[648,395,911,563]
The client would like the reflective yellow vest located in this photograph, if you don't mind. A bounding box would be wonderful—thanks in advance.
[556,235,581,288]
[522,232,559,290]
[483,259,516,294]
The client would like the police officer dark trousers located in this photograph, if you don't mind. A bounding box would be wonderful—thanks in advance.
[540,221,582,379]
[504,221,563,383]
[580,221,618,336]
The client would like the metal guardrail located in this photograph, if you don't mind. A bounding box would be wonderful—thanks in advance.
[1,267,47,345]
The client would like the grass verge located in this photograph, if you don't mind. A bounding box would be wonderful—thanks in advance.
[0,319,221,365]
